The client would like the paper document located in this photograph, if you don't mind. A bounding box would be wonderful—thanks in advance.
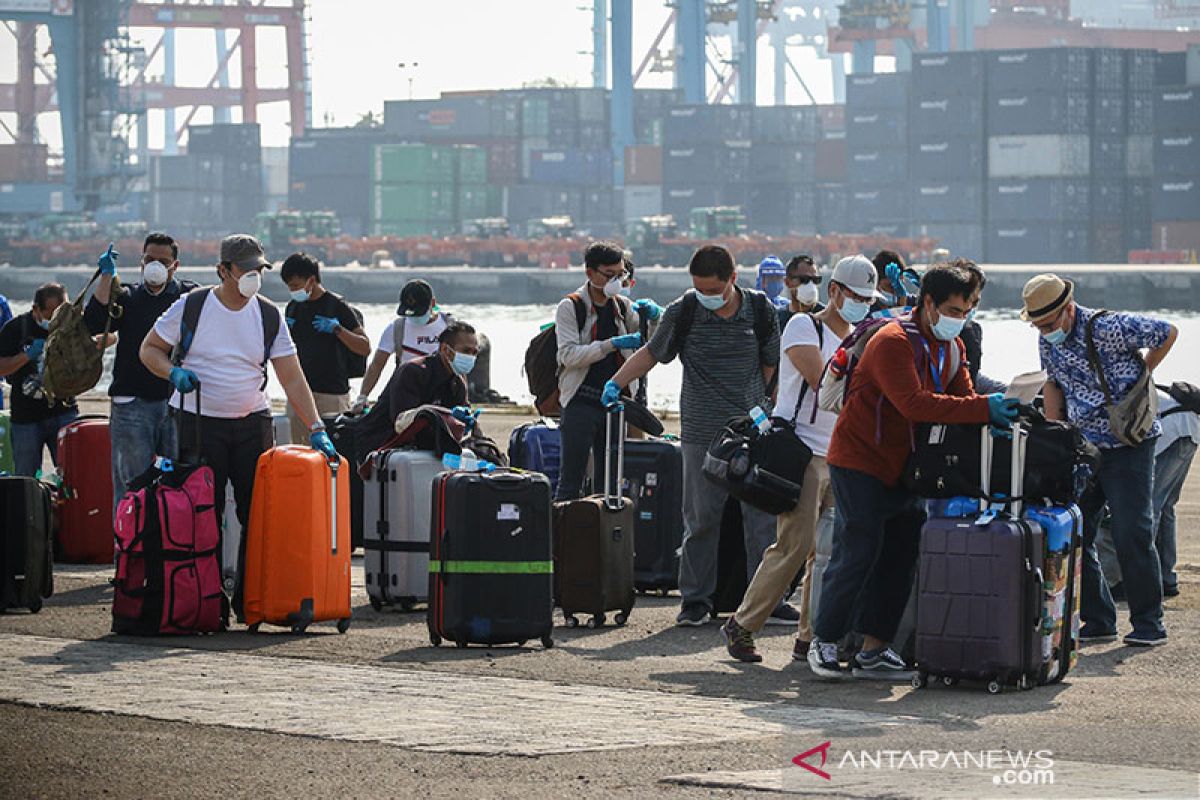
[1006,370,1048,406]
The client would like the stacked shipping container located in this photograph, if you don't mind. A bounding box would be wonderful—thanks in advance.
[846,72,911,238]
[1152,83,1200,252]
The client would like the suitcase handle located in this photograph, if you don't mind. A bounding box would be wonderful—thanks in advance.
[603,406,625,511]
[328,457,339,555]
[171,382,204,464]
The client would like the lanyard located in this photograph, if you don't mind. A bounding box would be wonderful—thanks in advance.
[922,339,947,393]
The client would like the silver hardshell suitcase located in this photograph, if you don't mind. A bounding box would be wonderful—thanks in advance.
[363,449,444,611]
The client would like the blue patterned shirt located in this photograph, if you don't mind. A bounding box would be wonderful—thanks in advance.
[1039,304,1172,449]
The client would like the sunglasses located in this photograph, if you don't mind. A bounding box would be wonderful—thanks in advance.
[786,275,821,286]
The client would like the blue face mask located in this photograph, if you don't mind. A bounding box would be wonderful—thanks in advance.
[451,351,477,375]
[289,288,310,303]
[37,317,50,331]
[966,307,977,322]
[696,289,728,311]
[931,310,966,342]
[1042,327,1068,346]
[838,297,870,324]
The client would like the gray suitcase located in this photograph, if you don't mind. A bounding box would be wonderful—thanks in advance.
[804,507,836,630]
[364,449,444,611]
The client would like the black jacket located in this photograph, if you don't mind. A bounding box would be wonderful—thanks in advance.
[356,354,467,456]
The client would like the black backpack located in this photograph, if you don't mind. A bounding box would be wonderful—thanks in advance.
[173,287,281,390]
[524,293,630,416]
[1158,381,1200,418]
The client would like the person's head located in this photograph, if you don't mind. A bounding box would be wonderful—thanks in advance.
[872,249,917,307]
[688,244,737,311]
[918,261,976,342]
[958,258,986,316]
[437,320,479,376]
[280,252,322,302]
[397,279,436,324]
[785,254,820,308]
[620,256,636,297]
[1021,273,1076,346]
[583,241,626,297]
[141,232,179,293]
[756,256,786,301]
[217,234,271,299]
[828,256,879,325]
[32,282,67,328]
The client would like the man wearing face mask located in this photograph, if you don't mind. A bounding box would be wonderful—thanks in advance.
[870,250,921,319]
[553,241,645,501]
[355,280,452,412]
[808,259,1015,680]
[280,252,371,443]
[140,234,335,617]
[756,255,790,327]
[1025,273,1177,648]
[354,320,479,457]
[0,283,77,476]
[83,234,198,507]
[784,255,824,319]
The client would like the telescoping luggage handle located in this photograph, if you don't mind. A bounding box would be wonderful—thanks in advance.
[978,416,1029,519]
[163,382,203,472]
[326,448,340,555]
[603,406,626,511]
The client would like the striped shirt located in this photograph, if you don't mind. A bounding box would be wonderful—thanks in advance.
[648,288,780,445]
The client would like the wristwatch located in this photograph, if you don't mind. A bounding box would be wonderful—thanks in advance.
[309,420,327,433]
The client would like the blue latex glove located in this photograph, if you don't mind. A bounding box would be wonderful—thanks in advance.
[987,393,1020,429]
[286,316,295,329]
[310,430,337,460]
[97,243,118,276]
[632,298,663,321]
[450,405,480,431]
[312,315,340,334]
[168,366,199,394]
[611,332,642,350]
[23,338,44,362]
[601,379,623,409]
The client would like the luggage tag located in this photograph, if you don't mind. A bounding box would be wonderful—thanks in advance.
[156,456,174,473]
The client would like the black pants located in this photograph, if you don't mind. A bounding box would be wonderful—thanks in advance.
[555,395,609,501]
[176,409,273,615]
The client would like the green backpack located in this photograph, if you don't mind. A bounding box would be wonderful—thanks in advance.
[42,269,120,404]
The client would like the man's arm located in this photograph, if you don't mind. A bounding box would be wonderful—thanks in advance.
[139,329,175,379]
[871,334,990,424]
[556,298,611,369]
[335,324,372,357]
[83,286,121,335]
[0,320,27,376]
[273,354,322,430]
[359,349,391,399]
[609,346,658,393]
[1145,323,1177,373]
[1043,380,1066,421]
[388,365,425,421]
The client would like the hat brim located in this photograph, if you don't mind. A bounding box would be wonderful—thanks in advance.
[1020,279,1074,322]
[233,256,271,271]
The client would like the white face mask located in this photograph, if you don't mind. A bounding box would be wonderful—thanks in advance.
[602,276,623,298]
[143,261,169,288]
[794,282,820,306]
[236,270,262,299]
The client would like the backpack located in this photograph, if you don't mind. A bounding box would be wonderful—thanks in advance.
[524,293,630,416]
[669,288,774,362]
[172,287,281,391]
[340,298,367,379]
[1159,381,1200,418]
[42,269,119,404]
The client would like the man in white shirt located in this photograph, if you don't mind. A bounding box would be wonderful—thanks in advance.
[354,279,451,411]
[720,257,857,663]
[140,234,336,617]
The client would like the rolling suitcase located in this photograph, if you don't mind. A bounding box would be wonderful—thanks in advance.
[428,468,554,648]
[363,448,443,611]
[553,409,636,628]
[0,476,54,613]
[326,412,364,550]
[913,423,1046,693]
[1025,504,1083,685]
[507,420,563,495]
[803,507,836,634]
[243,446,353,634]
[56,416,114,563]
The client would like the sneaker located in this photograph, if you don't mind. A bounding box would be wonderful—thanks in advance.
[1124,629,1168,647]
[722,617,763,663]
[792,638,810,661]
[1163,584,1180,599]
[676,604,711,627]
[765,602,801,626]
[1109,582,1126,602]
[851,647,914,680]
[1079,624,1118,642]
[807,639,846,679]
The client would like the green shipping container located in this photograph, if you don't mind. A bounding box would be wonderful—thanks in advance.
[521,97,550,138]
[373,143,455,184]
[456,184,491,220]
[373,221,456,238]
[372,183,455,223]
[455,145,487,185]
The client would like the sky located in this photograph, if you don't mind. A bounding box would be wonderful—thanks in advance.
[0,0,850,152]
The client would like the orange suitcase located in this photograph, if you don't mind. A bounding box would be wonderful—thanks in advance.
[243,446,352,634]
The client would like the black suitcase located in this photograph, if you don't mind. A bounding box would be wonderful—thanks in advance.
[428,469,554,649]
[326,413,364,550]
[554,409,636,628]
[0,476,54,613]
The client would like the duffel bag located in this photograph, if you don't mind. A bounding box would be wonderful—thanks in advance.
[702,415,812,515]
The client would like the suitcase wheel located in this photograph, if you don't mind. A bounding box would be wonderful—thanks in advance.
[940,676,958,688]
[28,598,42,614]
[613,611,628,626]
[911,673,928,690]
[248,623,261,634]
[564,614,579,628]
[369,597,383,612]
[291,624,308,635]
[987,680,1003,695]
[399,598,416,612]
[658,589,669,598]
[541,635,554,649]
[336,617,352,634]
[586,614,604,629]
[455,640,468,649]
[429,632,441,647]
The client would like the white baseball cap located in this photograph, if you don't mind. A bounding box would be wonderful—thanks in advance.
[830,255,881,300]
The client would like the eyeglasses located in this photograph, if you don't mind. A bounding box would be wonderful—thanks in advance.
[1032,306,1067,334]
[786,274,821,286]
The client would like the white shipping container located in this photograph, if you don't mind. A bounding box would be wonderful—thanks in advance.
[987,135,1090,178]
[622,185,662,222]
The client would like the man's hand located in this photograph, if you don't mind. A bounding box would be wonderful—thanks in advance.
[611,332,642,350]
[169,366,199,394]
[98,243,119,276]
[23,338,44,363]
[632,298,663,321]
[312,315,340,334]
[987,393,1019,429]
[451,405,480,432]
[309,430,337,460]
[350,394,369,415]
[601,379,623,409]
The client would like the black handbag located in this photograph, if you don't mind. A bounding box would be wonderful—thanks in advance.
[703,415,813,515]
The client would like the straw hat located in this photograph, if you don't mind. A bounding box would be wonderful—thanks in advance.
[1020,273,1074,323]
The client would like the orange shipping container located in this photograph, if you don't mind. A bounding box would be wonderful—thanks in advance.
[624,145,662,185]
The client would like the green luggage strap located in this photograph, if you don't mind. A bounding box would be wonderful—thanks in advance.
[429,560,553,575]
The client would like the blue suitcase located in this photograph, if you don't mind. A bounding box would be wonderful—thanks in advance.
[508,421,562,495]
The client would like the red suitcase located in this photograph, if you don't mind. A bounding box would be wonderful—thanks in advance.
[56,416,114,564]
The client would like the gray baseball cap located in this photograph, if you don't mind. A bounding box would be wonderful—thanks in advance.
[831,255,881,300]
[219,234,271,270]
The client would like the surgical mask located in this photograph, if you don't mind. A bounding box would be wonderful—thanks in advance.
[930,310,966,342]
[143,261,169,287]
[696,290,728,311]
[618,285,632,298]
[289,288,310,303]
[1042,327,1068,346]
[37,317,50,331]
[966,307,977,323]
[451,351,476,375]
[236,270,261,299]
[794,282,820,307]
[837,296,870,324]
[878,290,898,308]
[410,310,434,326]
[602,276,623,298]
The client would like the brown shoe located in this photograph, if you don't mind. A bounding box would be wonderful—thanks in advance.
[792,638,810,661]
[722,616,763,663]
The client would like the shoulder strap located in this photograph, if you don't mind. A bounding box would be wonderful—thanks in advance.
[392,317,407,361]
[1085,310,1114,403]
[256,296,280,391]
[791,313,825,422]
[750,291,772,356]
[671,292,699,355]
[569,293,587,332]
[173,287,213,366]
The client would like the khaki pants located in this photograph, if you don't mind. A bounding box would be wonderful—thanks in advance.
[288,392,351,444]
[734,455,833,635]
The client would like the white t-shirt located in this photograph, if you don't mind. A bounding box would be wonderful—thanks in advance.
[1157,392,1200,457]
[773,313,840,457]
[378,313,449,364]
[154,291,296,419]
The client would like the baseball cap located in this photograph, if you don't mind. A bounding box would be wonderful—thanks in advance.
[219,234,270,270]
[1020,273,1074,323]
[830,255,881,300]
[397,279,434,317]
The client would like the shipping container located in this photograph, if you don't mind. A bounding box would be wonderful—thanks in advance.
[289,129,395,180]
[845,72,911,110]
[750,144,817,184]
[1091,180,1125,222]
[816,183,850,233]
[1154,86,1200,133]
[1090,223,1127,263]
[1092,91,1126,137]
[519,137,550,181]
[908,136,985,181]
[1127,91,1154,135]
[914,222,985,260]
[187,123,260,158]
[816,105,845,137]
[261,147,288,198]
[848,147,908,186]
[505,184,585,223]
[988,179,1091,222]
[1127,135,1154,177]
[814,139,847,182]
[622,185,662,221]
[1190,45,1200,87]
[1152,177,1200,221]
[372,183,455,223]
[1127,179,1154,222]
[663,105,753,145]
[152,154,228,192]
[662,185,721,220]
[455,145,488,185]
[372,221,458,238]
[1156,52,1188,87]
[1153,220,1200,252]
[909,94,985,138]
[581,187,617,223]
[1093,48,1127,93]
[753,106,820,144]
[456,184,492,220]
[0,143,48,183]
[384,97,491,139]
[849,185,909,225]
[576,123,610,151]
[1126,49,1159,90]
[0,182,72,214]
[662,142,751,186]
[789,187,818,235]
[152,189,224,229]
[987,91,1091,136]
[484,139,519,183]
[1091,137,1126,177]
[987,135,1090,178]
[578,88,609,124]
[1155,132,1200,175]
[624,145,663,185]
[289,174,370,225]
[372,143,454,184]
[911,181,984,224]
[748,184,792,231]
[528,149,612,187]
[846,110,908,149]
[986,224,1090,263]
[489,93,522,138]
[986,48,1092,94]
[912,51,985,98]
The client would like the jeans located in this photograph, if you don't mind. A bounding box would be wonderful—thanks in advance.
[555,396,609,501]
[177,409,273,616]
[1097,436,1196,593]
[679,442,778,613]
[1079,437,1164,636]
[110,398,176,512]
[12,410,79,477]
[813,465,924,645]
